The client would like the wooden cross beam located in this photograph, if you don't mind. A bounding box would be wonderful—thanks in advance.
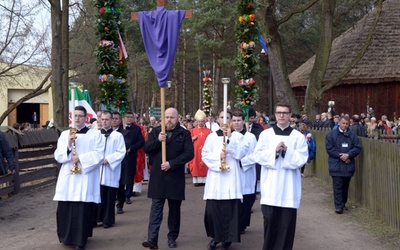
[131,0,193,21]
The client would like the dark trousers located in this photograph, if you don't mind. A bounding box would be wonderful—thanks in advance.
[97,185,117,226]
[147,198,182,243]
[262,205,297,250]
[116,184,126,209]
[301,164,306,174]
[332,176,352,209]
[239,193,256,232]
[125,174,134,199]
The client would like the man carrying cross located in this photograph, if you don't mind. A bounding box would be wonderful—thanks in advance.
[131,1,192,249]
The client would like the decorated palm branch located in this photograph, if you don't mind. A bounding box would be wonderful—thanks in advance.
[202,70,213,117]
[234,0,260,124]
[94,0,128,115]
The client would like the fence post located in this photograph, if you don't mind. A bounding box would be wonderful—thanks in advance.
[12,132,20,195]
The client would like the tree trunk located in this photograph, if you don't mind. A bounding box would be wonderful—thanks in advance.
[61,0,69,127]
[50,0,64,127]
[304,0,337,119]
[264,0,300,114]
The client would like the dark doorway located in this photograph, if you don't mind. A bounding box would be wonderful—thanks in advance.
[17,103,40,128]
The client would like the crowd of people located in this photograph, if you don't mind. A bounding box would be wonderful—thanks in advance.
[50,103,374,250]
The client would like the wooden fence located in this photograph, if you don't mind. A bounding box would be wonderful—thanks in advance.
[310,129,400,231]
[0,128,60,198]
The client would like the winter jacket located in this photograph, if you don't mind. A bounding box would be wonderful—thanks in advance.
[325,128,361,177]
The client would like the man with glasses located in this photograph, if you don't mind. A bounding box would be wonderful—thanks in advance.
[54,106,105,250]
[243,102,308,250]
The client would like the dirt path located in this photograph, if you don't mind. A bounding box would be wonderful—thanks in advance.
[0,174,397,250]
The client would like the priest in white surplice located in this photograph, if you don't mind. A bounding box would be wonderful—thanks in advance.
[96,111,126,228]
[54,106,105,250]
[242,102,308,250]
[202,110,245,250]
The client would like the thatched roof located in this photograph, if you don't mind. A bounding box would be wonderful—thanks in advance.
[289,0,400,87]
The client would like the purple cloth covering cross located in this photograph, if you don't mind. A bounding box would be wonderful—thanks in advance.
[138,7,186,88]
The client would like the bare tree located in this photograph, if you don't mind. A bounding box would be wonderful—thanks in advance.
[49,0,64,126]
[0,0,52,125]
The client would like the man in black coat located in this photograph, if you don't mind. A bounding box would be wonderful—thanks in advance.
[123,111,145,204]
[112,111,144,214]
[142,108,194,249]
[350,115,367,137]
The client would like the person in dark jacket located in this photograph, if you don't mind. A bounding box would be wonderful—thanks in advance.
[350,115,367,137]
[0,130,16,175]
[124,111,145,204]
[325,116,361,214]
[112,111,144,214]
[142,108,194,250]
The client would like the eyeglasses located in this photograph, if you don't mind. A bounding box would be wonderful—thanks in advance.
[275,112,290,116]
[74,114,85,118]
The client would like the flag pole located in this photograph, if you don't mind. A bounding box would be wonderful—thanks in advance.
[70,82,77,128]
[160,87,166,163]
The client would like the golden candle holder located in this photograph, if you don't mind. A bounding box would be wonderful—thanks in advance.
[220,124,230,171]
[69,127,82,174]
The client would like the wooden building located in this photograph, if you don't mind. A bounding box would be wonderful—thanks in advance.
[289,0,400,120]
[0,63,53,127]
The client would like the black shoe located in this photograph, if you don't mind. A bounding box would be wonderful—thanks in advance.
[103,223,111,228]
[344,206,348,211]
[117,207,124,214]
[194,183,199,187]
[142,240,158,249]
[168,240,177,248]
[240,229,246,234]
[222,242,231,250]
[125,198,132,204]
[75,246,85,250]
[207,239,218,250]
[335,209,343,214]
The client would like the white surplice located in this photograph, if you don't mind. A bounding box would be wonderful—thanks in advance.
[202,131,244,200]
[242,127,308,208]
[99,130,126,188]
[239,132,257,195]
[53,128,105,203]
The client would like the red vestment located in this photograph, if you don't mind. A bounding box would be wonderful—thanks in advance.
[188,127,211,177]
[134,123,147,183]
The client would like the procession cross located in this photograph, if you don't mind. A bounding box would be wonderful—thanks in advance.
[131,0,192,163]
[131,0,192,20]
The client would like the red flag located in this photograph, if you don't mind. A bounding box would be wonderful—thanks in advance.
[118,32,128,60]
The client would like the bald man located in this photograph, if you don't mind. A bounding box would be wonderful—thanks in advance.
[142,108,194,249]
